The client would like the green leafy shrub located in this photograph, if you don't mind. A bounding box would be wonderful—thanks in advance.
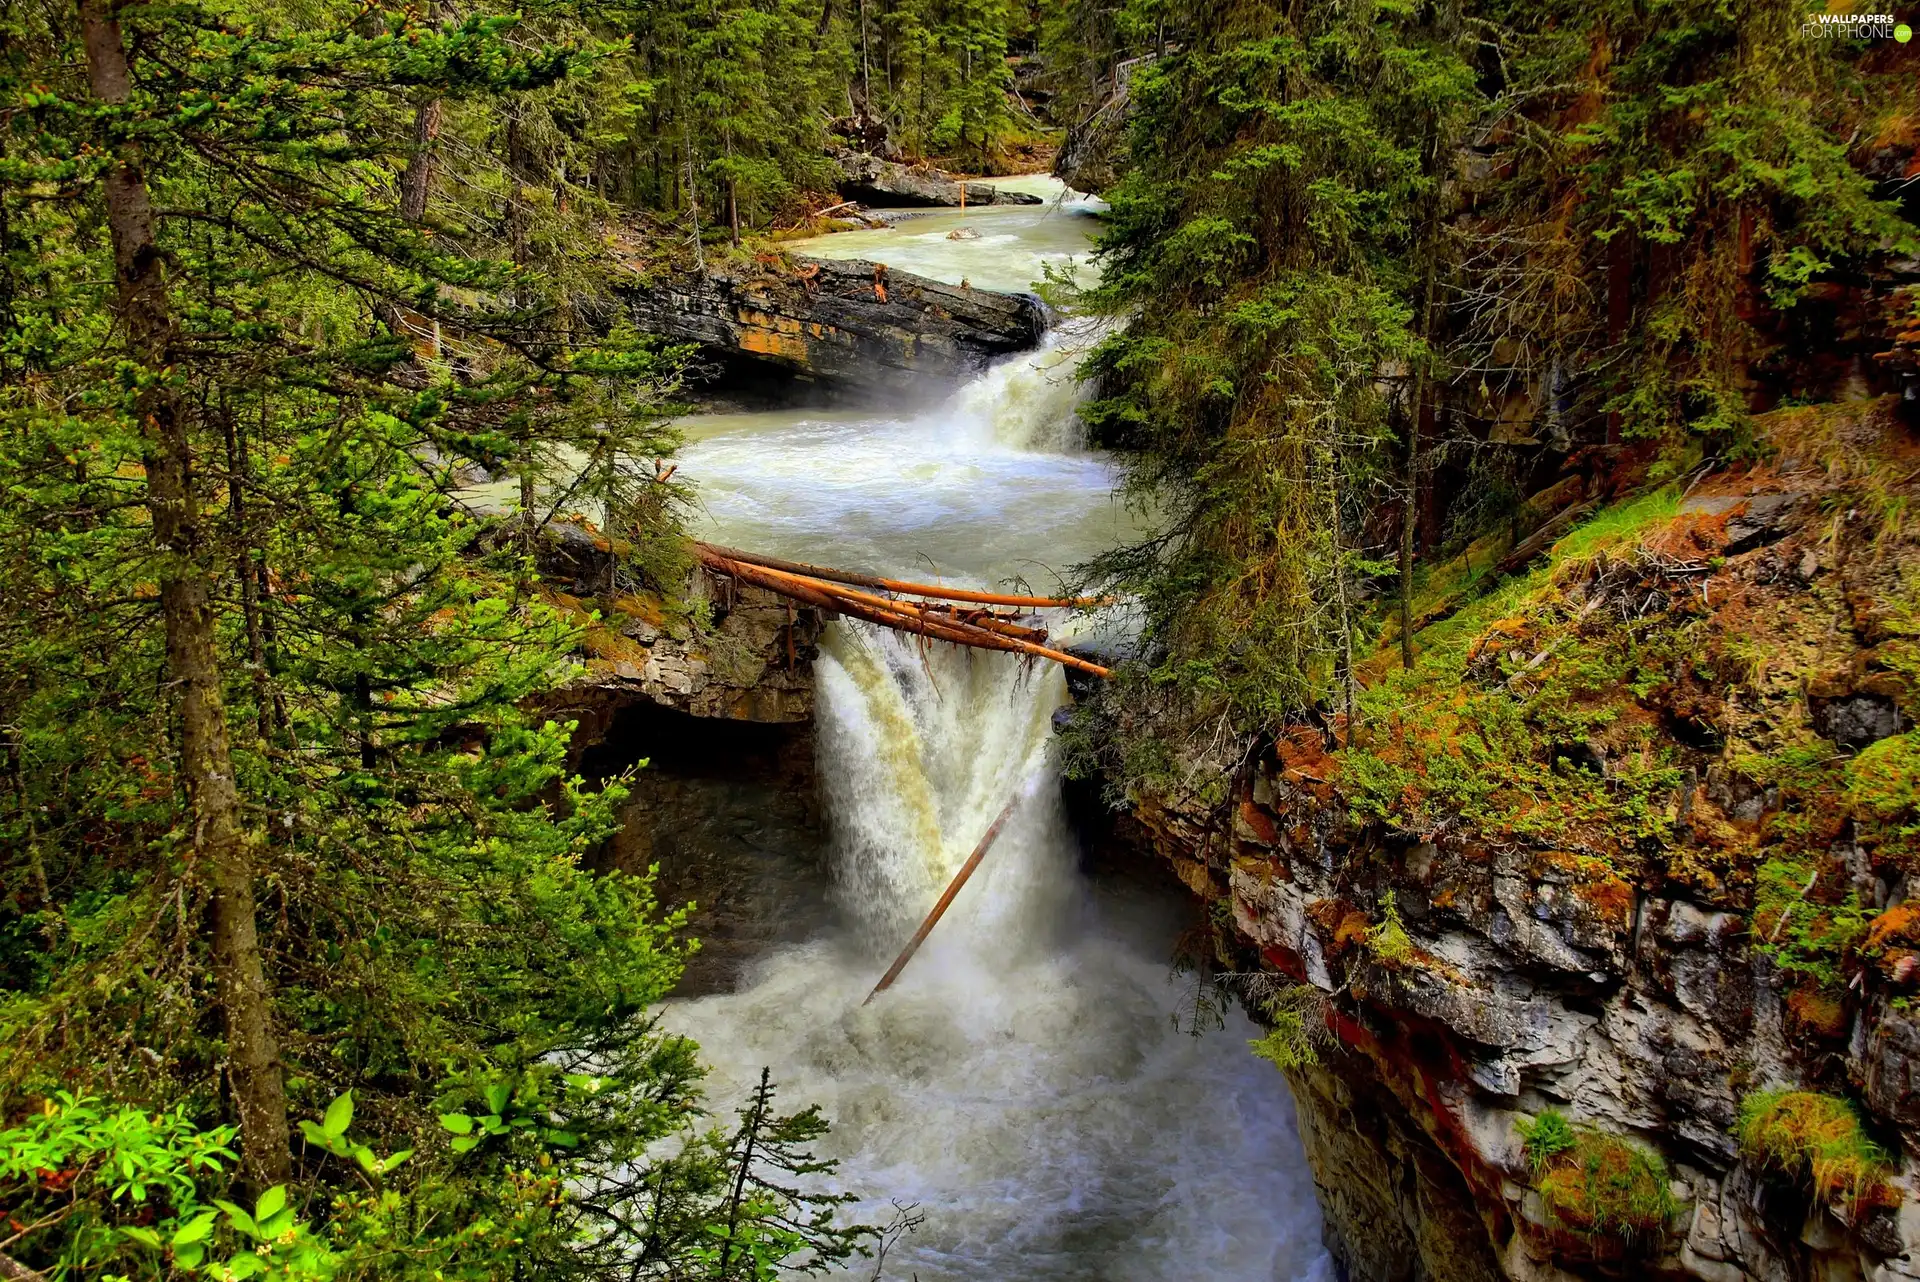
[1247,987,1327,1072]
[1,1092,345,1280]
[1366,891,1415,967]
[1752,858,1871,988]
[1737,1089,1899,1213]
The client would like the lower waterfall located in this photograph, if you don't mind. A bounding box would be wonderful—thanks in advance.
[667,309,1335,1279]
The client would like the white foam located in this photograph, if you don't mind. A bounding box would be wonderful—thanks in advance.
[669,285,1332,1281]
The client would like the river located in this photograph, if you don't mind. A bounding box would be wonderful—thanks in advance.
[657,180,1334,1282]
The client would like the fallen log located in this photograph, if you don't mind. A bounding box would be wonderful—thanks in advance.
[695,542,1108,610]
[923,604,1051,644]
[696,547,1113,678]
[865,781,1029,1004]
[712,553,1049,643]
[1492,500,1597,578]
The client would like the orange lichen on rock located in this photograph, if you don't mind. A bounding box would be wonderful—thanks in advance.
[1865,902,1920,982]
[1238,799,1278,845]
[608,592,669,629]
[581,627,649,664]
[1572,870,1636,929]
[1333,911,1373,956]
[1276,729,1336,783]
[1306,897,1349,932]
[1786,985,1850,1040]
[1865,901,1920,952]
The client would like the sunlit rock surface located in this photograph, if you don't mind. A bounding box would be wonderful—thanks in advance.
[622,256,1045,396]
[531,519,823,726]
[828,146,1044,207]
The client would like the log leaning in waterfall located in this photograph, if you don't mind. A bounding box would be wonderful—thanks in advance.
[864,784,1027,1004]
[693,545,1113,679]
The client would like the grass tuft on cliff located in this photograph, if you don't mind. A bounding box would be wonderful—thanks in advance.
[1520,1112,1677,1243]
[1736,1089,1899,1214]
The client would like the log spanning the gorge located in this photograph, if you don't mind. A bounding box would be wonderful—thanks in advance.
[693,543,1113,679]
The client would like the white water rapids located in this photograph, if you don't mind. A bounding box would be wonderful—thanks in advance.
[664,184,1334,1281]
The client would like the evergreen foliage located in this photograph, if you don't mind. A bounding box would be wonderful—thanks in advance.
[1067,0,1916,756]
[0,0,898,1273]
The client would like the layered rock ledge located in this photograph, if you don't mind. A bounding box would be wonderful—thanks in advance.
[828,146,1044,207]
[529,520,825,735]
[622,255,1046,397]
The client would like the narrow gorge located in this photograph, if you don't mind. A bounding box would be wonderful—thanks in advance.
[561,188,1336,1280]
[5,6,1917,1282]
[558,173,1920,1282]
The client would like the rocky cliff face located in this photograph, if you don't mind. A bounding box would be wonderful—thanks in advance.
[622,255,1046,398]
[828,147,1044,207]
[1102,397,1920,1282]
[529,520,825,736]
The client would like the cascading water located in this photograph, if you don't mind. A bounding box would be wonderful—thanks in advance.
[668,185,1332,1280]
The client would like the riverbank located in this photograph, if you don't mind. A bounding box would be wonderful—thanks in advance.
[1073,396,1920,1282]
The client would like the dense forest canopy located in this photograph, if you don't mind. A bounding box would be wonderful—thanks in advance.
[1070,0,1916,780]
[1,0,1915,1275]
[1,0,1101,1273]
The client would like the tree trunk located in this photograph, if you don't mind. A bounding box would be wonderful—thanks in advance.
[220,406,276,744]
[78,0,291,1188]
[505,106,531,276]
[724,129,740,247]
[715,1069,771,1282]
[1400,120,1445,672]
[858,0,870,105]
[1605,231,1633,446]
[399,97,444,222]
[1400,267,1435,671]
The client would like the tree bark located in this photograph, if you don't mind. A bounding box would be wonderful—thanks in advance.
[1605,231,1633,446]
[78,0,291,1188]
[504,106,531,274]
[399,97,443,222]
[1400,264,1436,671]
[220,406,276,744]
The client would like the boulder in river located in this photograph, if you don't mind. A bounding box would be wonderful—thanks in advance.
[622,255,1047,397]
[828,146,1043,207]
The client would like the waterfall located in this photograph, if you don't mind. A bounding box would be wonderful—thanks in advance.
[669,252,1332,1279]
[815,624,1075,948]
[947,323,1104,454]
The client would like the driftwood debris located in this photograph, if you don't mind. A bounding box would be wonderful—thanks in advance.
[698,543,1110,609]
[864,783,1027,1004]
[693,542,1113,679]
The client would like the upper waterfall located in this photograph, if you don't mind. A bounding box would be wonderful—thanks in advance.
[667,197,1333,1282]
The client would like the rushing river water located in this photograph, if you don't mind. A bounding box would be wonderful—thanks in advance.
[662,180,1333,1282]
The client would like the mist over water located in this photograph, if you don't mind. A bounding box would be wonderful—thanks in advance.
[679,324,1124,589]
[666,193,1333,1281]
